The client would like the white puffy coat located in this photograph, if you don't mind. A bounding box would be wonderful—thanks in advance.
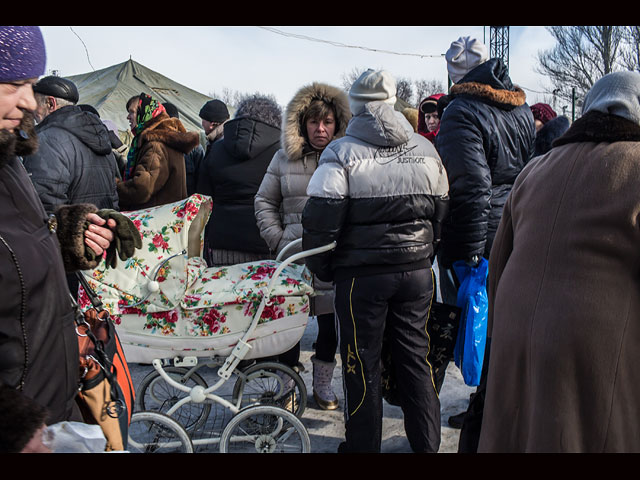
[254,83,351,315]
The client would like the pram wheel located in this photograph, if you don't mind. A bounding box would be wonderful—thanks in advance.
[220,405,311,453]
[128,411,194,453]
[232,361,307,418]
[136,367,211,432]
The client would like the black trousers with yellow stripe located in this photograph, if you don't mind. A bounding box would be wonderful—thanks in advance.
[334,268,441,453]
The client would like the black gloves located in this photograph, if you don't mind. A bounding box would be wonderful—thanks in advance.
[95,209,142,268]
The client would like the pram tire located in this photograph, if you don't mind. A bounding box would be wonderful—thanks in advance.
[220,405,311,453]
[232,361,307,418]
[136,366,211,432]
[128,411,194,453]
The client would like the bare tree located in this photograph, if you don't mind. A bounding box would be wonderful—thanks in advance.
[395,77,414,104]
[209,87,248,108]
[414,79,446,106]
[620,26,640,72]
[536,26,626,106]
[340,67,367,92]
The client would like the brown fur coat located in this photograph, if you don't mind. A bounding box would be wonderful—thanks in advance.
[117,112,199,211]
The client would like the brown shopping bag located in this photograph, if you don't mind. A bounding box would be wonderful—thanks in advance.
[74,274,135,452]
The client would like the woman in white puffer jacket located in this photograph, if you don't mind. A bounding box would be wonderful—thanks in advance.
[254,82,351,410]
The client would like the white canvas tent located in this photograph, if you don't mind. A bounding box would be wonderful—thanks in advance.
[67,59,216,142]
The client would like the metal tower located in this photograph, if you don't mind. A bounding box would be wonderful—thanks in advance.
[489,26,510,70]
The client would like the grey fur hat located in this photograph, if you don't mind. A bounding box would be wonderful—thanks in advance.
[235,94,282,129]
[582,71,640,126]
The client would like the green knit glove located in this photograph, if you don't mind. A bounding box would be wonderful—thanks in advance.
[96,209,143,268]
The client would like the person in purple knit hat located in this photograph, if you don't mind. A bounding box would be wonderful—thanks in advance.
[0,26,137,453]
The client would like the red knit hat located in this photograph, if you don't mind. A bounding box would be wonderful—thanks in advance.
[530,103,557,124]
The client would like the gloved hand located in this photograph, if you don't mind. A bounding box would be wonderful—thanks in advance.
[95,209,142,268]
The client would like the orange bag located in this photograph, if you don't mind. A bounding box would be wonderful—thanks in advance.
[74,273,135,451]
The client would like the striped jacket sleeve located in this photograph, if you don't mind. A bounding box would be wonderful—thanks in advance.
[301,147,348,282]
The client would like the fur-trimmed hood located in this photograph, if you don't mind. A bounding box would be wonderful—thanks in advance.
[450,82,527,111]
[282,82,351,161]
[449,58,526,111]
[139,112,200,155]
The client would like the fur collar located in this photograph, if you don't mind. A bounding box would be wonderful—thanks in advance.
[553,111,640,147]
[282,82,351,161]
[449,82,527,110]
[139,113,200,155]
[0,111,38,167]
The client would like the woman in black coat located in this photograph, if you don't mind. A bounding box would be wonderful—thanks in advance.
[196,95,282,267]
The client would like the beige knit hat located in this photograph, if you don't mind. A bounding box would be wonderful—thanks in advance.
[349,69,397,115]
[445,36,489,84]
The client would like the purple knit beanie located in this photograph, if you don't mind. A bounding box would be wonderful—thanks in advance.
[0,26,46,82]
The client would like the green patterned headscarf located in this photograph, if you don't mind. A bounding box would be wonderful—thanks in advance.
[124,93,166,180]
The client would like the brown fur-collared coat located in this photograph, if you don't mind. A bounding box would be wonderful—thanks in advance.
[435,58,536,267]
[478,111,640,452]
[117,112,199,210]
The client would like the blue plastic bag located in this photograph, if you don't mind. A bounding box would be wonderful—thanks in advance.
[452,258,489,387]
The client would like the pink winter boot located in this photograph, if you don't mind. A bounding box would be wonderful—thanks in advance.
[311,355,339,410]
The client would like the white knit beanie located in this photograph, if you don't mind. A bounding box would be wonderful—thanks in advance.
[445,36,489,84]
[349,69,397,115]
[582,70,640,126]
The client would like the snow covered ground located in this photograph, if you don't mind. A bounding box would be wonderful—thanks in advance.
[128,314,476,453]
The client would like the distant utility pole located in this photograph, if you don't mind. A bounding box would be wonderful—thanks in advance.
[488,26,510,71]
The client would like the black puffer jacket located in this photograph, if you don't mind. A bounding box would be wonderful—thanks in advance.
[23,106,119,213]
[435,58,536,267]
[302,102,449,282]
[196,117,281,255]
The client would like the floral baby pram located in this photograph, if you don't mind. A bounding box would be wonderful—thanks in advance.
[78,194,315,365]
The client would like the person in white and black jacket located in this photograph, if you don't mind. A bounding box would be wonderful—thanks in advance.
[301,69,449,453]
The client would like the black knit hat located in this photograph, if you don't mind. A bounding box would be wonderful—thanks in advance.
[162,102,180,119]
[199,99,229,123]
[33,75,79,104]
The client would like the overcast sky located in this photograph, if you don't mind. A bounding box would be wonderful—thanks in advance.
[39,26,558,109]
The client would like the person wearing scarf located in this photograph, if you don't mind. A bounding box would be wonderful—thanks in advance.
[417,93,445,144]
[117,93,200,210]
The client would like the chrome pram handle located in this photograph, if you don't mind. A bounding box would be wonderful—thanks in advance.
[123,249,187,308]
[217,241,336,380]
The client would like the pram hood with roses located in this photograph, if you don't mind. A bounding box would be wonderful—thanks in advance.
[79,194,318,364]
